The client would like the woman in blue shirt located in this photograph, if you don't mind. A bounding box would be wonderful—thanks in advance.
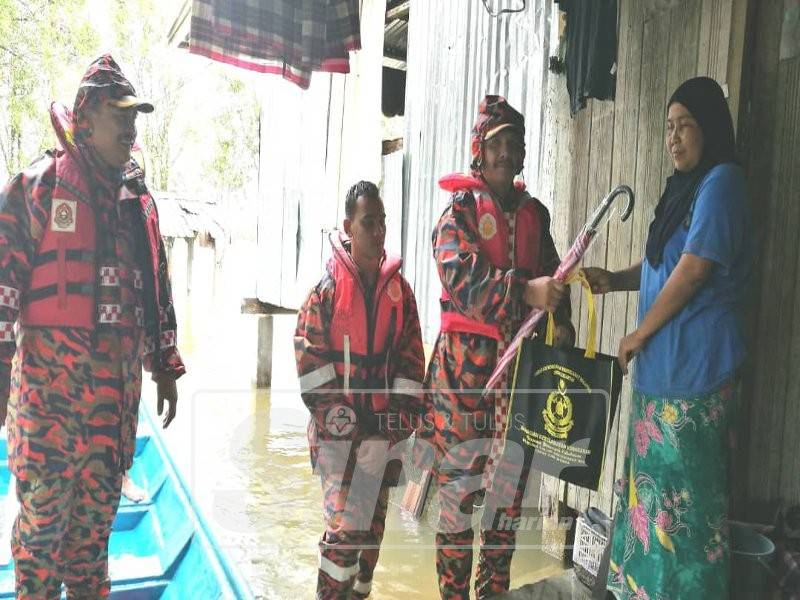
[584,77,751,598]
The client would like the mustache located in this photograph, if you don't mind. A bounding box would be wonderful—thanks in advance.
[494,159,516,168]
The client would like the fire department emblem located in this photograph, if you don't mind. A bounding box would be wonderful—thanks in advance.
[543,379,574,440]
[51,199,77,233]
[387,279,402,303]
[478,212,497,240]
[325,404,357,437]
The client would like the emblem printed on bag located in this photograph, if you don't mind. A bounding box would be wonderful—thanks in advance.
[478,213,497,240]
[387,279,402,303]
[51,199,77,232]
[543,379,574,439]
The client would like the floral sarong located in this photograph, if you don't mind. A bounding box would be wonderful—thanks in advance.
[607,381,739,599]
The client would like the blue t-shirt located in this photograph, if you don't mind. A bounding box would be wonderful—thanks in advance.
[633,164,752,397]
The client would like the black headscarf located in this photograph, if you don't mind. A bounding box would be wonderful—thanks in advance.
[644,77,737,266]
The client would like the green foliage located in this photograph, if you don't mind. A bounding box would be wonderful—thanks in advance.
[109,0,185,191]
[205,74,260,194]
[0,0,99,176]
[0,0,261,200]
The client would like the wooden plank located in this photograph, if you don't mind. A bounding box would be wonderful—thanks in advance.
[729,0,758,507]
[166,0,191,46]
[256,315,274,389]
[624,10,672,341]
[775,58,800,504]
[663,0,702,182]
[241,298,298,315]
[536,2,564,216]
[759,58,800,503]
[571,100,595,353]
[725,0,750,134]
[549,79,577,265]
[595,0,646,517]
[711,0,733,83]
[541,16,578,517]
[565,99,595,511]
[581,99,615,352]
[607,5,672,518]
[386,1,410,22]
[697,0,733,82]
[744,0,787,511]
[581,96,616,513]
[783,208,800,503]
[325,75,347,225]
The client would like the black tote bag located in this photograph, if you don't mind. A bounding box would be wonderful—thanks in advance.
[503,272,622,490]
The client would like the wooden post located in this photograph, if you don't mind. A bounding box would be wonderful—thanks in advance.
[241,298,297,390]
[256,315,274,389]
[186,237,194,297]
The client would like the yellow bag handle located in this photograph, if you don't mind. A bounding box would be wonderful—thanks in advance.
[545,268,597,359]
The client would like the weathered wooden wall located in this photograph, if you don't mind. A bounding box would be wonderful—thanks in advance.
[255,0,387,310]
[741,0,800,516]
[539,0,749,516]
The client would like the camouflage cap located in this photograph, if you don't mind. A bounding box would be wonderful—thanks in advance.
[73,54,154,116]
[470,95,525,172]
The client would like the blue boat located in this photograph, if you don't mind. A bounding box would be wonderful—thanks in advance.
[0,405,253,599]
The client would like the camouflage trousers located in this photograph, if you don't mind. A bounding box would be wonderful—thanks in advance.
[432,398,534,600]
[11,468,123,599]
[315,443,391,600]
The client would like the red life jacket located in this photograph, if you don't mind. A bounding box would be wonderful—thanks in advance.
[327,232,405,413]
[21,148,97,328]
[438,173,543,340]
[21,104,162,330]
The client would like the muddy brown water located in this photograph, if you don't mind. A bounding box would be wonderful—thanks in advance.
[150,312,561,599]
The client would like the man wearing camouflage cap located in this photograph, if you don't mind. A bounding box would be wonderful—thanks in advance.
[0,54,184,597]
[425,95,574,598]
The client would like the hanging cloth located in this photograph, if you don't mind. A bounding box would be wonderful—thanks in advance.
[189,0,361,89]
[556,0,618,116]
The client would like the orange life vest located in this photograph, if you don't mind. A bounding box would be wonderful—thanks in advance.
[327,234,405,413]
[21,146,161,330]
[438,173,543,340]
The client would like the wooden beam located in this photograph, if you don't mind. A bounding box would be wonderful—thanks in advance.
[167,0,191,47]
[256,316,274,389]
[241,298,298,315]
[386,1,410,23]
[744,0,789,515]
[383,55,407,70]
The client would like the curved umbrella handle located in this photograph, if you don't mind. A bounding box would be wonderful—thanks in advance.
[587,185,635,232]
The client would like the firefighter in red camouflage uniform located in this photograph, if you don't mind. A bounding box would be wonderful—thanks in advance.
[427,96,575,599]
[294,181,425,600]
[0,55,184,598]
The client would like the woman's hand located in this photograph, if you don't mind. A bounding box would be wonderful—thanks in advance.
[524,276,566,312]
[618,330,647,375]
[582,267,615,294]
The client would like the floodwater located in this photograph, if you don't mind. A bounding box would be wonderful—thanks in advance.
[147,244,562,598]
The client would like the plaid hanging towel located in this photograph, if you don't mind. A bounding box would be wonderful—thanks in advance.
[189,0,361,89]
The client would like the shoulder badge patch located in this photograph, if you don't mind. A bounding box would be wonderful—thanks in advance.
[51,199,77,233]
[478,212,497,240]
[387,278,402,303]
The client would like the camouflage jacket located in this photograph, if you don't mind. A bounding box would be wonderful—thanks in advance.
[0,145,184,474]
[294,242,425,448]
[425,187,573,416]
